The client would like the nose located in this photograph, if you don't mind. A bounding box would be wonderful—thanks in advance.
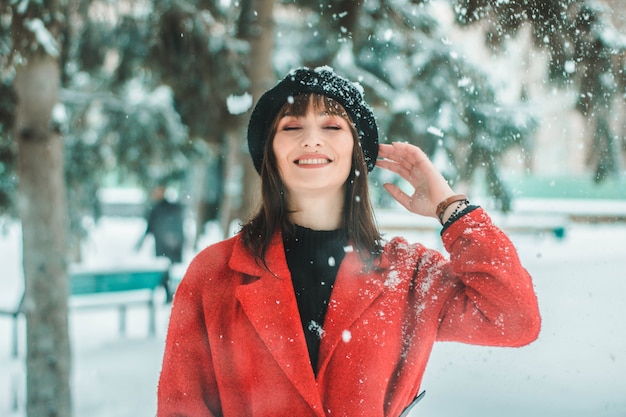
[301,127,322,148]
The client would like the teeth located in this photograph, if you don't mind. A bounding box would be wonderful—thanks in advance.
[297,158,329,165]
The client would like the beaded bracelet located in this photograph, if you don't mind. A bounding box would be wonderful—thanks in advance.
[444,200,469,225]
[435,194,469,224]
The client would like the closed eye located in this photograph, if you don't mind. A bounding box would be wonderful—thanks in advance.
[278,116,302,131]
[321,114,348,130]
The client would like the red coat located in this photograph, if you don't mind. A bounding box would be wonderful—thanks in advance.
[157,208,540,416]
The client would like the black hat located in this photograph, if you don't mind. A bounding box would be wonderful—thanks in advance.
[247,66,379,174]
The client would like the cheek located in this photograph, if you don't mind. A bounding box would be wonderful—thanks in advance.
[340,140,355,168]
[271,138,281,158]
[272,140,288,169]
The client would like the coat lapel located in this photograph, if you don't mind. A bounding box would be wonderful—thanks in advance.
[230,232,324,415]
[317,249,389,376]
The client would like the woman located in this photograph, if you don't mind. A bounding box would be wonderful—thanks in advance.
[157,66,541,417]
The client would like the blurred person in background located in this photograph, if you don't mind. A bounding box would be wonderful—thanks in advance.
[136,184,184,302]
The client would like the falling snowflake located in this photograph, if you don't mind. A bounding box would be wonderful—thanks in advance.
[308,320,325,339]
[342,329,352,343]
[226,92,253,115]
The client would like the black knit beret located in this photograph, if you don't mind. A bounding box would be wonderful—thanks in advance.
[247,66,379,174]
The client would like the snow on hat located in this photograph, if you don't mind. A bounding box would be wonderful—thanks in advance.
[247,66,379,174]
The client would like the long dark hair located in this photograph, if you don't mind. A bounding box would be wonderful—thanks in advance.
[240,93,382,267]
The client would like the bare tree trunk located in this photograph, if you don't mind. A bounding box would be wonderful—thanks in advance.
[15,55,72,417]
[237,0,275,220]
[217,0,273,233]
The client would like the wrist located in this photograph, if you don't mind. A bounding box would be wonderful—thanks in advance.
[435,194,469,224]
[440,200,469,224]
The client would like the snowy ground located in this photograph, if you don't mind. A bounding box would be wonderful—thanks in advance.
[0,206,625,417]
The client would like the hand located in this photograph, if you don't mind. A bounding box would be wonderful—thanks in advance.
[376,142,455,219]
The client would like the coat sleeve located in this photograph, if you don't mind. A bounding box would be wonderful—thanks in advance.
[157,252,224,417]
[435,207,541,347]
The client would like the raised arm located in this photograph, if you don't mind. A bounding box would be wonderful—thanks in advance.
[435,208,541,346]
[377,141,540,346]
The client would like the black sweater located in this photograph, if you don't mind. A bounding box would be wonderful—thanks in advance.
[283,225,348,374]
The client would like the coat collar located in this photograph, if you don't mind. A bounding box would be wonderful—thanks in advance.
[316,247,388,375]
[229,231,389,414]
[231,231,323,414]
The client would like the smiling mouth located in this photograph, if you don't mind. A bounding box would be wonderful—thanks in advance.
[296,158,331,165]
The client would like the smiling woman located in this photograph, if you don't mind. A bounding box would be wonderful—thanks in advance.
[156,66,541,417]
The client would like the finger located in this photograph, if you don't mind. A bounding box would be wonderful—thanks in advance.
[377,143,410,161]
[379,142,430,174]
[377,143,396,159]
[378,144,419,172]
[383,183,412,211]
[378,143,409,163]
[376,159,412,179]
[390,142,431,169]
[378,155,427,189]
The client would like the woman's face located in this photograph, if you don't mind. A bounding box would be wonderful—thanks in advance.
[272,104,354,198]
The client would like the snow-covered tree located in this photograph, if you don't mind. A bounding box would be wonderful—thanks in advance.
[451,0,626,181]
[1,0,624,239]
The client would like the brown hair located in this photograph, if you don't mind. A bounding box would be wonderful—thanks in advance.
[240,94,382,267]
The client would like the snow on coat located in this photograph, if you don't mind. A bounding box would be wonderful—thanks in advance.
[157,208,541,416]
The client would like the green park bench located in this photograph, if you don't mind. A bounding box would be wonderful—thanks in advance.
[1,266,168,358]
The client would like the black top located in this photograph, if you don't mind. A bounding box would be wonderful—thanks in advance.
[283,225,348,374]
